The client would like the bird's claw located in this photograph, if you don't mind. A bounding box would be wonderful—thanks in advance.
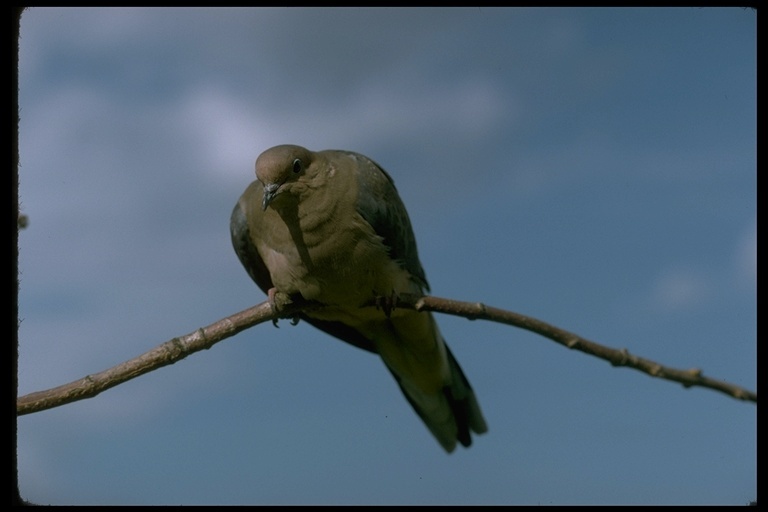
[374,290,400,318]
[267,288,280,327]
[266,288,300,327]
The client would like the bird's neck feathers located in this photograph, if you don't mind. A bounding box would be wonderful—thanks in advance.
[271,165,355,235]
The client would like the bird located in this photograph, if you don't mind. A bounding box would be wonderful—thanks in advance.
[230,144,487,452]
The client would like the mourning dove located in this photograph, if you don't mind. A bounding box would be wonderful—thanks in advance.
[230,144,487,452]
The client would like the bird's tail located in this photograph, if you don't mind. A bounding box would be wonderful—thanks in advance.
[388,342,488,453]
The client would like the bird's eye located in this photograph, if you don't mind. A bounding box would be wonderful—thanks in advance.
[292,159,303,174]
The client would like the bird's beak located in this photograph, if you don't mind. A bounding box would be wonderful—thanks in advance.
[262,183,280,211]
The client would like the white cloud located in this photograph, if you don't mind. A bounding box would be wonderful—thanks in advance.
[650,266,712,312]
[176,86,271,185]
[348,76,511,142]
[179,76,512,188]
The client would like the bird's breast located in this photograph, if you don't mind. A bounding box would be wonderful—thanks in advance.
[258,208,415,308]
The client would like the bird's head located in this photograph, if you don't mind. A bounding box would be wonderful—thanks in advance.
[255,144,315,211]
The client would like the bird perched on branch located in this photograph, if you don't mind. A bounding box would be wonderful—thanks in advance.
[230,144,487,452]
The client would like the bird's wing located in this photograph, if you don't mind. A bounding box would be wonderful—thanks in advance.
[342,151,430,292]
[230,184,273,294]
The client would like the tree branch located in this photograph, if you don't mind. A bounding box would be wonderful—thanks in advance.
[16,294,756,416]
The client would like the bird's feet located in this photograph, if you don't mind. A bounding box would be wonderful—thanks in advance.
[374,290,400,318]
[267,288,301,327]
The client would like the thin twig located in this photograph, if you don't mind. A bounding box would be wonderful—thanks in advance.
[18,299,292,416]
[16,294,756,416]
[397,294,756,403]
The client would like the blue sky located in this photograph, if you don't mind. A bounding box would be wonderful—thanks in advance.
[16,7,755,505]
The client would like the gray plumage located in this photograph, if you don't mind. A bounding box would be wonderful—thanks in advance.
[230,144,487,452]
